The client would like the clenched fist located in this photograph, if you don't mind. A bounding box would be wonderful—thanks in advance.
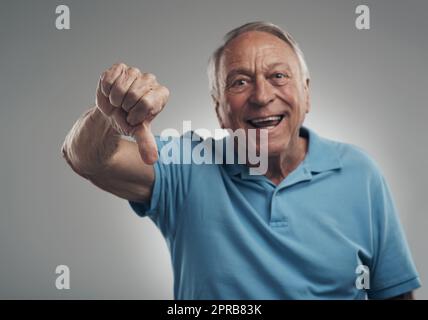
[96,63,169,165]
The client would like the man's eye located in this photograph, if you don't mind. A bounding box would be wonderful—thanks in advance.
[232,79,248,87]
[271,72,290,85]
[273,72,288,79]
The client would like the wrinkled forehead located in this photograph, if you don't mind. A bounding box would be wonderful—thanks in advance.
[220,31,299,74]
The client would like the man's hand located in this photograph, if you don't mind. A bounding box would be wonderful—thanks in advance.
[96,63,169,165]
[62,63,168,201]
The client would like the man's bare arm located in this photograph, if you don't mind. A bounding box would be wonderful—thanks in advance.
[61,63,169,203]
[61,106,154,202]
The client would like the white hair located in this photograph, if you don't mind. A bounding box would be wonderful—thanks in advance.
[207,21,310,101]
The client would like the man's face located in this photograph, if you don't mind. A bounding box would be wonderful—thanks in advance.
[216,31,310,156]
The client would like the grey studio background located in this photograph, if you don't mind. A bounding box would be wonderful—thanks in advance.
[0,0,427,299]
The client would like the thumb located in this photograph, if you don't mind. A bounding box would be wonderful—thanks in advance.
[133,122,159,165]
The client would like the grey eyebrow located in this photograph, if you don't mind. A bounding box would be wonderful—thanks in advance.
[226,63,292,81]
[226,68,253,82]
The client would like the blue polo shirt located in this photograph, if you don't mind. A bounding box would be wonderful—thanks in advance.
[129,127,421,299]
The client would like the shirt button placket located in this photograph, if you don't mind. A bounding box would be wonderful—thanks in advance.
[269,189,288,228]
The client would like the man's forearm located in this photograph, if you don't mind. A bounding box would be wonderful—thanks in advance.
[61,106,121,178]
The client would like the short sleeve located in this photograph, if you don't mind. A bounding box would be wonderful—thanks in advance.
[367,173,421,299]
[128,134,194,241]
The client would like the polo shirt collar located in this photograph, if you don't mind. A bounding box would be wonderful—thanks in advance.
[223,126,342,177]
[302,126,343,173]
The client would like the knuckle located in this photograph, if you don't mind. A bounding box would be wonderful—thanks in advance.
[102,63,126,81]
[108,63,125,75]
[148,108,158,117]
[114,62,127,70]
[143,72,156,82]
[102,77,114,88]
[128,67,141,75]
[102,73,116,85]
[161,86,170,99]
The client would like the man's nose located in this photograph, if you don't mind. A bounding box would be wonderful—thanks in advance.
[249,77,275,107]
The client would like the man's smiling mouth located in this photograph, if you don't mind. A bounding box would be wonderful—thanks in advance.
[247,114,285,129]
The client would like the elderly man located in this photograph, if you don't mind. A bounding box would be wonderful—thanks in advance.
[62,22,420,299]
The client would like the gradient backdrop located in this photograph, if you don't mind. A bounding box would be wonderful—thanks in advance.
[0,0,427,299]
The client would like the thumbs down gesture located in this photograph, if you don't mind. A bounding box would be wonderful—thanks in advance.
[96,63,169,165]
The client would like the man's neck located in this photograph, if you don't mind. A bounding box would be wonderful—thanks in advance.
[265,135,308,186]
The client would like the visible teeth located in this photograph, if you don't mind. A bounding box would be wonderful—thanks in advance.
[251,116,282,124]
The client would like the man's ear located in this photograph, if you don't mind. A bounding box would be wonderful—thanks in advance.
[212,95,225,129]
[304,78,311,114]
